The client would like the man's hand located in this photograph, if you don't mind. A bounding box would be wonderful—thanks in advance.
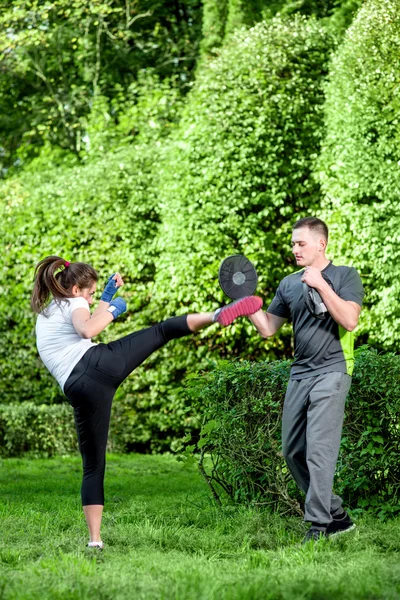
[301,267,326,291]
[302,267,361,331]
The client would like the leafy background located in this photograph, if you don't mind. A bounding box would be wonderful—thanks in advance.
[3,0,399,454]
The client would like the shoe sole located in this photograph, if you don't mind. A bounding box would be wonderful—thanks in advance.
[328,524,356,538]
[216,296,263,326]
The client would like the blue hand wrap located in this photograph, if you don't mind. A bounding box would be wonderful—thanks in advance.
[101,274,118,303]
[106,297,127,320]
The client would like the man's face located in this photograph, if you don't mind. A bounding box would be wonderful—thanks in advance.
[291,227,325,267]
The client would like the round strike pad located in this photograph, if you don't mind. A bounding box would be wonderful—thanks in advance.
[218,254,258,300]
[302,272,334,320]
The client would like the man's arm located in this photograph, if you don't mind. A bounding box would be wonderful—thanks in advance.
[302,268,361,331]
[248,310,287,338]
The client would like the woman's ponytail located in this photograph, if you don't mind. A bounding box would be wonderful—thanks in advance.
[31,256,98,314]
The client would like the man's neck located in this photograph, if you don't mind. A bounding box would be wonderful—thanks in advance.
[309,257,331,271]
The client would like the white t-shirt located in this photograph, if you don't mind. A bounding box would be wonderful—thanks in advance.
[36,297,97,391]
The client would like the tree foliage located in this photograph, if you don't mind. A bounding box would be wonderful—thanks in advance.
[0,0,202,172]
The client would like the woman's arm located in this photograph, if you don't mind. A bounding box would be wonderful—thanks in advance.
[91,273,124,318]
[72,308,114,339]
[91,300,112,319]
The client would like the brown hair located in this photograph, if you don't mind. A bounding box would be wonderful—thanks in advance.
[292,217,329,242]
[31,256,98,314]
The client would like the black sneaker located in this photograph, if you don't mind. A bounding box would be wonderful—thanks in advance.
[326,512,355,537]
[302,526,327,544]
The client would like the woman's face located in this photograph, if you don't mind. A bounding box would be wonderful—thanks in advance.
[73,281,97,305]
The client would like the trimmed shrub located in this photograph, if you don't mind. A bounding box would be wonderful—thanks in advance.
[182,359,301,516]
[0,401,127,457]
[0,403,77,457]
[182,347,400,517]
[155,17,333,321]
[338,348,400,517]
[319,0,400,349]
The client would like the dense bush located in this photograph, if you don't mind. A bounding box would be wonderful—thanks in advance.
[338,348,400,516]
[182,347,400,517]
[319,0,400,350]
[155,17,333,320]
[0,401,130,457]
[181,359,301,516]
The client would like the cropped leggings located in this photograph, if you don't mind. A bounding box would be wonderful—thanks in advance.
[64,315,191,506]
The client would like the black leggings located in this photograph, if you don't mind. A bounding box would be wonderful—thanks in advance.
[64,315,191,506]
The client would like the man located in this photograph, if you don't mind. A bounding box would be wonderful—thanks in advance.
[249,217,364,542]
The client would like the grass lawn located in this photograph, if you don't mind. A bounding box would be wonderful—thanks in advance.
[0,454,399,600]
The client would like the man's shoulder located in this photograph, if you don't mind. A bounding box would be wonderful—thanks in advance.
[280,269,304,285]
[330,263,357,271]
[328,264,360,279]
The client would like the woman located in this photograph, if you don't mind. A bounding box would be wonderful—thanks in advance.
[31,255,262,548]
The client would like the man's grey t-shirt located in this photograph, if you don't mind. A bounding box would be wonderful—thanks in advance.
[267,262,364,379]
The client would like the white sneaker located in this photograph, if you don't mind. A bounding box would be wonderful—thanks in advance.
[87,541,104,549]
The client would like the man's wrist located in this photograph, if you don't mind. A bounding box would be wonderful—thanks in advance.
[317,279,335,297]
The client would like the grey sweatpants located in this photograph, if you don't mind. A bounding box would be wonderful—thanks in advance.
[282,371,352,525]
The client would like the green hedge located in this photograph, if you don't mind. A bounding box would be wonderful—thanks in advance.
[182,347,400,518]
[155,16,333,321]
[319,0,400,350]
[0,401,131,457]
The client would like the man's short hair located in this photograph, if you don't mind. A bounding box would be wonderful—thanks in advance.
[292,217,328,242]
